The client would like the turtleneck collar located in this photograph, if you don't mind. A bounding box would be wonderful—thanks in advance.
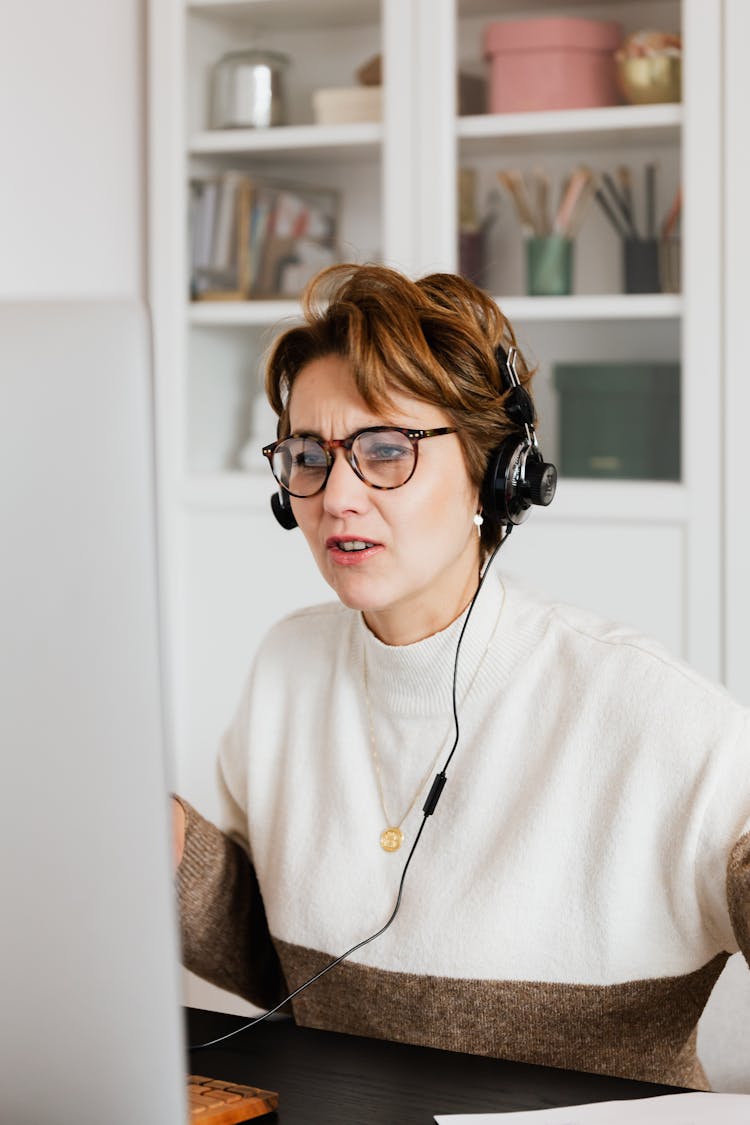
[355,571,506,718]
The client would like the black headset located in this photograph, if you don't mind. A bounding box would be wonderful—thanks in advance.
[268,343,557,531]
[480,343,557,528]
[270,487,299,530]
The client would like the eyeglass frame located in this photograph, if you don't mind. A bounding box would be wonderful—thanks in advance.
[262,425,458,498]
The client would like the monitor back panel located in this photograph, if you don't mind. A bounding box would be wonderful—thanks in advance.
[0,301,186,1124]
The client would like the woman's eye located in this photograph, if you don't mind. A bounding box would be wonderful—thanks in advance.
[295,451,325,469]
[366,443,411,461]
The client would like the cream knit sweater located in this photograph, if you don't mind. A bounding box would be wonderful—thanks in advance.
[177,573,750,1088]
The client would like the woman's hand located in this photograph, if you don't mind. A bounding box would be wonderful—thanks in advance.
[171,796,186,869]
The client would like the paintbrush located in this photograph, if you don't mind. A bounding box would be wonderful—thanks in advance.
[593,176,630,239]
[602,171,638,239]
[566,173,597,239]
[497,170,536,236]
[554,166,592,237]
[616,164,636,235]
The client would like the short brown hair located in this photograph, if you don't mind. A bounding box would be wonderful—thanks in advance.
[264,264,535,555]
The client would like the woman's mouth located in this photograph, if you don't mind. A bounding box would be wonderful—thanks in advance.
[326,537,384,565]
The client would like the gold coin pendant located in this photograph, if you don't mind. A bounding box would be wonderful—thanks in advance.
[380,826,404,852]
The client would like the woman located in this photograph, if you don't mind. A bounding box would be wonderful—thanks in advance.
[174,264,750,1089]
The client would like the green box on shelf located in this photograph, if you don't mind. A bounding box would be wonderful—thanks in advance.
[553,362,680,481]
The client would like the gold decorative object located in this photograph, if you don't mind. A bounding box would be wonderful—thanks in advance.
[616,55,681,105]
[615,29,682,106]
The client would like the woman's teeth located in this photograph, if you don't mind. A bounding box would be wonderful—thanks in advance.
[339,540,373,552]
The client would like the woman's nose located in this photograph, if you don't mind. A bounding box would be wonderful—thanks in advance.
[322,449,369,516]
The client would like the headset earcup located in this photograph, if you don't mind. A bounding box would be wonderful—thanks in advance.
[481,438,531,528]
[481,440,513,528]
[271,490,298,530]
[488,344,557,531]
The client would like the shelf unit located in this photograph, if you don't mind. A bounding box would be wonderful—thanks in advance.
[189,121,383,159]
[187,298,299,325]
[187,292,683,327]
[149,0,724,816]
[186,0,380,29]
[145,0,735,1025]
[458,101,682,155]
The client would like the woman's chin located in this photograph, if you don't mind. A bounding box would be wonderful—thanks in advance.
[324,569,392,613]
[331,585,388,613]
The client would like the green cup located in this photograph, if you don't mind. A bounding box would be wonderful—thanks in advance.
[526,235,573,297]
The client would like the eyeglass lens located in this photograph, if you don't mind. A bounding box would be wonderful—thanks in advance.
[271,430,417,496]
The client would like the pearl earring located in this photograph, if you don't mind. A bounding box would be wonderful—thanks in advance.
[473,512,484,537]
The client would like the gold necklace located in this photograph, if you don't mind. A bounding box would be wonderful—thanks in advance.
[362,646,451,853]
[360,580,502,852]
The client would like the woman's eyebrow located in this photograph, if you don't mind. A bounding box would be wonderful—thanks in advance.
[287,428,326,439]
[288,423,400,440]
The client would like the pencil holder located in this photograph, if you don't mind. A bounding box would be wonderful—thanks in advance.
[459,229,484,288]
[623,237,660,293]
[658,237,681,294]
[525,235,573,297]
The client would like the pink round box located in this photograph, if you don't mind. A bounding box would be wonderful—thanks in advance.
[483,16,622,114]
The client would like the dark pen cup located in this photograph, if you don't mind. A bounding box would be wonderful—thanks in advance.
[623,237,660,293]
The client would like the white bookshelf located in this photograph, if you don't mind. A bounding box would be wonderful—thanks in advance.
[479,294,681,322]
[187,293,682,327]
[188,298,300,325]
[149,0,725,818]
[189,121,382,159]
[186,0,380,30]
[458,102,682,156]
[148,0,750,1070]
[146,0,742,1035]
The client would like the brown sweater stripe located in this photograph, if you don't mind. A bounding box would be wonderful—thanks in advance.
[274,938,724,1090]
[175,798,286,1011]
[727,830,750,958]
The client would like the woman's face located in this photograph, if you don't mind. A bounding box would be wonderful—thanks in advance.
[286,354,481,645]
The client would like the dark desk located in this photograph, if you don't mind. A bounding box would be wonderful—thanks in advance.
[186,1009,686,1124]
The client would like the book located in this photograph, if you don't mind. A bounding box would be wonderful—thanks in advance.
[189,173,340,301]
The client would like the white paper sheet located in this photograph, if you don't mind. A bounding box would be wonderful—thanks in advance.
[434,1091,750,1124]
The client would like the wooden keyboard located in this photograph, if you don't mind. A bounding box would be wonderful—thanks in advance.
[188,1075,278,1122]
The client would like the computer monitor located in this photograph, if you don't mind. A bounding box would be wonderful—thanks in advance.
[0,301,186,1123]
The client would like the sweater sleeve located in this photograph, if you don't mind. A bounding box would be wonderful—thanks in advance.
[174,796,286,1010]
[727,829,750,968]
[695,711,750,966]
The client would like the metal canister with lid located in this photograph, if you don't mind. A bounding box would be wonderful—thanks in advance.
[210,48,289,129]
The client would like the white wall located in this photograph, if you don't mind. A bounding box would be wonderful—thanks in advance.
[0,1,144,299]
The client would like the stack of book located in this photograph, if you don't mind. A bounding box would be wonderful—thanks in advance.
[189,172,340,300]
